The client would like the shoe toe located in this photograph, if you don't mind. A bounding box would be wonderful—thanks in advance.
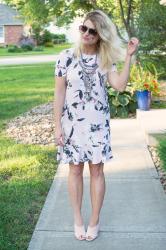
[76,235,86,240]
[85,223,100,241]
[86,235,96,241]
[74,224,86,240]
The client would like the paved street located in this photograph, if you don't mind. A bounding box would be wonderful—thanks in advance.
[0,55,57,66]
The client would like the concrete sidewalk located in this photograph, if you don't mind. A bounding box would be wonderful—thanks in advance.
[28,118,166,250]
[137,109,166,146]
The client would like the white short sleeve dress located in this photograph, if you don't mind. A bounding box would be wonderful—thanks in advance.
[54,47,117,165]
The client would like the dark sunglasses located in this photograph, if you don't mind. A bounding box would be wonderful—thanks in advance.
[79,24,98,36]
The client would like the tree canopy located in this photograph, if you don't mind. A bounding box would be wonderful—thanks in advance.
[4,0,166,53]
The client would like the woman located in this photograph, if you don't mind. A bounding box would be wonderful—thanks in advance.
[54,9,139,241]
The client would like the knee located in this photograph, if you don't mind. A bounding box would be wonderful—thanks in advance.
[89,163,104,178]
[69,164,84,177]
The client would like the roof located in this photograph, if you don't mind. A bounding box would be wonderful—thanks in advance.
[0,3,24,25]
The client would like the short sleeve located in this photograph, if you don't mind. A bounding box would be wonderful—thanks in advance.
[105,63,118,86]
[55,50,68,77]
[110,63,118,72]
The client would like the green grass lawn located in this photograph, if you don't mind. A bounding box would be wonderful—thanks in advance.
[157,135,166,172]
[0,43,73,57]
[151,100,166,109]
[0,63,58,250]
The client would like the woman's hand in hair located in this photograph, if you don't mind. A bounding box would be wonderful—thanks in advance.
[127,37,140,56]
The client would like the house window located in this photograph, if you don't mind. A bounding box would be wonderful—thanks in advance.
[0,26,4,43]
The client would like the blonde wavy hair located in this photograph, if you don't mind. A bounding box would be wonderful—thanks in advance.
[73,9,130,71]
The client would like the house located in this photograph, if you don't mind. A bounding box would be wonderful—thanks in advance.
[0,3,25,46]
[46,16,84,43]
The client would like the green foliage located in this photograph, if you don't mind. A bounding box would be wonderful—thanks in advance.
[5,0,50,27]
[139,54,166,80]
[52,34,66,44]
[136,0,166,53]
[7,45,23,53]
[44,42,54,47]
[4,0,141,41]
[4,0,165,56]
[21,44,34,51]
[129,62,161,96]
[36,30,66,46]
[32,46,44,51]
[97,0,141,38]
[31,25,43,45]
[41,30,53,44]
[51,0,141,39]
[52,0,93,27]
[157,136,166,172]
[0,43,71,56]
[53,34,66,40]
[107,85,137,118]
[151,101,166,109]
[7,44,34,53]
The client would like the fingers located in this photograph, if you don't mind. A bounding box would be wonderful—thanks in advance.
[59,136,65,146]
[130,37,139,42]
[130,37,140,46]
[55,135,65,146]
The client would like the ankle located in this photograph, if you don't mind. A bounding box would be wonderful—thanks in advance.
[74,213,84,226]
[89,215,99,226]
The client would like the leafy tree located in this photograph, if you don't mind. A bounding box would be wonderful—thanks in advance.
[4,0,51,44]
[50,0,141,41]
[92,0,141,40]
[4,0,166,53]
[5,0,50,26]
[4,0,141,42]
[136,0,166,53]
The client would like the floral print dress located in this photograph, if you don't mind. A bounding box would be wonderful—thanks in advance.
[54,47,117,165]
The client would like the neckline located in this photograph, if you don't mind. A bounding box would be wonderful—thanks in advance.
[82,53,96,56]
[82,52,99,57]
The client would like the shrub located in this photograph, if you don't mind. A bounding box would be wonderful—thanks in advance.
[32,46,44,51]
[44,42,54,47]
[41,30,53,44]
[7,45,23,53]
[53,34,66,44]
[21,44,33,51]
[129,62,161,96]
[140,54,166,80]
[53,34,66,40]
[19,35,36,48]
[107,85,137,118]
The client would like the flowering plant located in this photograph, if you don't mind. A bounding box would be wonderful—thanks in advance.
[129,61,161,96]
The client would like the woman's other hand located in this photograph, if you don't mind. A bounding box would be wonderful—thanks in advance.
[55,125,65,146]
[127,37,140,56]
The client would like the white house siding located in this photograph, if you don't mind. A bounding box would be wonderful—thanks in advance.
[0,25,4,43]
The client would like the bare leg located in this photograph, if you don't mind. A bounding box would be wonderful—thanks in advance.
[68,162,84,226]
[88,161,105,227]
